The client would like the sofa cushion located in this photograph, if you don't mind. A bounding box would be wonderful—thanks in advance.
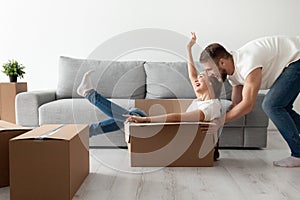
[39,98,135,125]
[144,62,196,99]
[219,128,244,147]
[56,56,146,99]
[244,127,267,148]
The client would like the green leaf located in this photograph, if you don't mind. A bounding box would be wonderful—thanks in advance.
[1,59,25,78]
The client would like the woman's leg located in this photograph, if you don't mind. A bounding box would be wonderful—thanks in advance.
[77,70,147,136]
[262,59,300,167]
[77,70,128,121]
[85,90,148,136]
[89,108,147,137]
[85,89,148,121]
[78,70,147,121]
[85,89,129,122]
[89,118,124,137]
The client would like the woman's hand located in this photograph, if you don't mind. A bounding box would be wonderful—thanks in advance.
[187,32,197,49]
[123,114,150,123]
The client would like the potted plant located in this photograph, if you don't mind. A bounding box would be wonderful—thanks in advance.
[2,60,25,82]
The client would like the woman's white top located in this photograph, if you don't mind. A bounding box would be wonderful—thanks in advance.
[186,99,222,121]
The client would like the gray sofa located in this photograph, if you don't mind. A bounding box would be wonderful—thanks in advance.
[16,56,269,148]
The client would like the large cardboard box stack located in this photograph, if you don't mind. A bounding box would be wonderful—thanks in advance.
[0,120,31,187]
[125,99,218,167]
[9,124,89,200]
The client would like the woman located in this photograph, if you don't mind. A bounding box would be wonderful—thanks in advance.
[77,32,223,137]
[124,71,222,123]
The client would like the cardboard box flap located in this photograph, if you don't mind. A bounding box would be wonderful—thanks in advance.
[0,120,30,132]
[0,120,21,128]
[135,99,193,114]
[128,121,216,126]
[124,122,217,143]
[10,124,87,141]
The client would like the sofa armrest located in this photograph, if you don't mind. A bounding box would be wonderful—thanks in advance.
[15,90,56,127]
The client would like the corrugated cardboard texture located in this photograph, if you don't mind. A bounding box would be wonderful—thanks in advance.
[0,83,27,123]
[9,124,89,200]
[127,123,216,167]
[126,99,218,167]
[0,120,31,187]
[135,99,193,115]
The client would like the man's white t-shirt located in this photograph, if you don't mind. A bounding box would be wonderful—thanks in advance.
[186,99,221,121]
[228,36,300,89]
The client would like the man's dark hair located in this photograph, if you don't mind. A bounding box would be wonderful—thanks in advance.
[200,43,231,64]
[208,76,223,99]
[200,43,231,82]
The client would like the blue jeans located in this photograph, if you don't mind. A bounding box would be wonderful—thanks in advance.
[262,59,300,158]
[85,89,147,137]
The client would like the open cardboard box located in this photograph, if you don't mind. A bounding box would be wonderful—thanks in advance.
[0,120,31,187]
[9,124,89,200]
[124,99,219,167]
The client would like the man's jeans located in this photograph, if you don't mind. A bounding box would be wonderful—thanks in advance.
[262,59,300,158]
[85,89,147,137]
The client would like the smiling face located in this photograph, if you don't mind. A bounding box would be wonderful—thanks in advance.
[202,59,229,82]
[194,70,223,100]
[202,61,220,77]
[194,71,210,93]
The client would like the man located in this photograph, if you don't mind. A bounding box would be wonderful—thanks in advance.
[199,35,300,167]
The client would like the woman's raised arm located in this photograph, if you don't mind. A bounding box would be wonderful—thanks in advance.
[187,32,198,82]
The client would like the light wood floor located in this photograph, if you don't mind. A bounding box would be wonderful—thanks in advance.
[1,130,300,200]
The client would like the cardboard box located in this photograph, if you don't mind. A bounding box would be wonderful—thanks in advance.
[125,99,218,167]
[9,124,89,200]
[0,82,27,123]
[0,120,31,187]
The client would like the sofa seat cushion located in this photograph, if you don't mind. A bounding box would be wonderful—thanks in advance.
[144,62,196,99]
[57,56,146,99]
[39,98,135,125]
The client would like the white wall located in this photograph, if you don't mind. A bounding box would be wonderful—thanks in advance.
[0,0,299,124]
